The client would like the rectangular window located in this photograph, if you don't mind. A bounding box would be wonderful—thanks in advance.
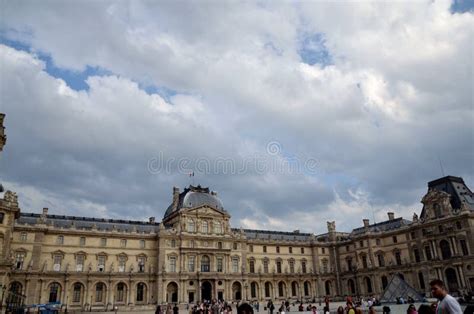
[188,256,195,272]
[76,255,84,272]
[414,249,421,263]
[233,242,238,250]
[217,257,223,272]
[276,261,282,273]
[346,245,350,252]
[263,260,269,273]
[411,232,416,240]
[289,247,293,253]
[263,246,267,253]
[289,261,295,273]
[118,256,126,272]
[460,240,469,255]
[20,232,27,242]
[53,255,62,271]
[120,239,127,248]
[395,252,402,265]
[322,261,328,273]
[15,252,25,270]
[138,256,146,272]
[393,236,398,243]
[362,256,368,268]
[100,238,107,247]
[359,240,364,248]
[302,261,306,274]
[322,248,325,254]
[425,246,432,261]
[376,239,381,246]
[57,235,64,245]
[139,239,145,249]
[249,260,255,273]
[218,242,223,249]
[232,258,239,272]
[169,256,176,272]
[377,254,385,267]
[98,255,106,272]
[347,259,353,270]
[79,237,86,246]
[276,246,280,253]
[249,244,253,252]
[171,239,176,248]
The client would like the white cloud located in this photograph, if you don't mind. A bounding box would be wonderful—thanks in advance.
[0,1,472,233]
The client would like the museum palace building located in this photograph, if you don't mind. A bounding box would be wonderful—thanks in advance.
[0,113,473,311]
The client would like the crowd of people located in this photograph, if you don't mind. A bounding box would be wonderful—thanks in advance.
[153,279,468,314]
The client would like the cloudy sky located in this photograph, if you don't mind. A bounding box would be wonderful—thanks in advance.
[0,0,473,234]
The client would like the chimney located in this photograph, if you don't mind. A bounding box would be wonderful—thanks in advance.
[42,207,48,216]
[149,217,155,224]
[388,212,395,220]
[363,219,370,228]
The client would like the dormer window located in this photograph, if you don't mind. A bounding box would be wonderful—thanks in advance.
[433,203,442,218]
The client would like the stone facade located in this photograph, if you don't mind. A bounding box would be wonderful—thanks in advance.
[0,177,473,311]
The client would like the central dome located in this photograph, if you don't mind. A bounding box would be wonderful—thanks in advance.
[164,185,225,218]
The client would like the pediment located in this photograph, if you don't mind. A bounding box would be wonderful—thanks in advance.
[183,205,229,218]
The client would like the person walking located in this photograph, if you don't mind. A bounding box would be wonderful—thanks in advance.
[429,279,462,314]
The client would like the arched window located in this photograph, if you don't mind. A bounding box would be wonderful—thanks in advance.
[291,282,298,297]
[278,282,285,297]
[365,277,373,293]
[348,279,355,295]
[418,272,425,290]
[214,221,222,234]
[188,220,195,232]
[440,240,452,260]
[265,282,272,298]
[116,282,126,303]
[49,283,61,303]
[325,281,331,296]
[201,255,210,272]
[251,282,257,299]
[136,283,146,302]
[72,283,83,303]
[7,282,23,306]
[95,283,105,303]
[304,281,310,296]
[202,221,208,233]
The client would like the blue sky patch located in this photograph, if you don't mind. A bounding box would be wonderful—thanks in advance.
[298,33,332,66]
[451,0,474,13]
[0,37,111,91]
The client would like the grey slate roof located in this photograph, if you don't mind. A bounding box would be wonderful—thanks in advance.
[17,213,160,233]
[165,185,226,218]
[351,217,411,235]
[426,176,474,210]
[238,228,313,241]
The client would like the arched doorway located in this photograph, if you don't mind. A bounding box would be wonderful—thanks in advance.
[348,279,355,295]
[250,282,258,299]
[278,281,286,298]
[232,282,242,300]
[304,281,311,297]
[201,281,212,301]
[445,268,459,292]
[167,282,178,303]
[264,282,272,298]
[325,281,331,296]
[136,282,147,303]
[7,282,23,309]
[381,276,388,290]
[364,277,373,294]
[48,282,61,303]
[291,282,298,297]
[440,240,452,260]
